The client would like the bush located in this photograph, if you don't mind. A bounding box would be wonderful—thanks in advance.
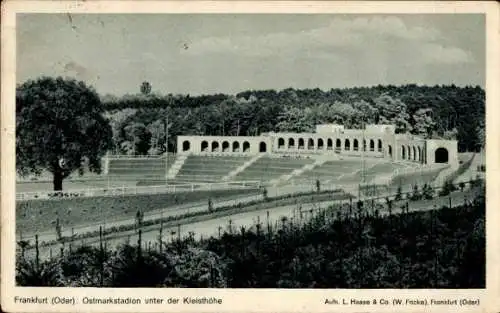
[439,180,457,197]
[409,184,422,201]
[422,184,434,200]
[395,185,402,201]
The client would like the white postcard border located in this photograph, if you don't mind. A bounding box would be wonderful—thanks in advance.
[1,1,499,313]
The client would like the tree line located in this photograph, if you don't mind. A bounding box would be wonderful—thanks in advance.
[105,83,485,155]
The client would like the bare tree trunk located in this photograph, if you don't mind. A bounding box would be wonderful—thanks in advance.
[53,170,63,191]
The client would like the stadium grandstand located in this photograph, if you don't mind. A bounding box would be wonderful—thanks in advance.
[98,123,458,192]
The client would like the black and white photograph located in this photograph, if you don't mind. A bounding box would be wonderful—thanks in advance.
[1,1,499,313]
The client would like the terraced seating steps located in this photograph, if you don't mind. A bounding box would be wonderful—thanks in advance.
[170,156,251,184]
[108,156,176,177]
[234,157,315,182]
[295,160,375,181]
[391,166,447,190]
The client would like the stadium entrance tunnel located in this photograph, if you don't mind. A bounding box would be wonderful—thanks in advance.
[434,147,449,163]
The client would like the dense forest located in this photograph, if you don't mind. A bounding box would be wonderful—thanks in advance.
[16,184,485,288]
[102,84,485,155]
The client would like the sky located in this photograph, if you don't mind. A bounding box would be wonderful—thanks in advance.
[17,14,485,96]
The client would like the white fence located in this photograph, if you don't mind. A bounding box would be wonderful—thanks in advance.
[16,180,262,201]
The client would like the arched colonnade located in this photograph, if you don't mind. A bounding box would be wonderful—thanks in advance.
[400,144,426,163]
[276,136,384,153]
[183,139,268,153]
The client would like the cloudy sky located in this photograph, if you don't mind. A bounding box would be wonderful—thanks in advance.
[17,14,485,96]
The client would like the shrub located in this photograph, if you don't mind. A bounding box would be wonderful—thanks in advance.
[422,184,434,200]
[409,184,422,201]
[395,185,402,201]
[439,180,457,197]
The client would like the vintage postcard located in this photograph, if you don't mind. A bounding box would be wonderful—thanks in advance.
[1,1,499,312]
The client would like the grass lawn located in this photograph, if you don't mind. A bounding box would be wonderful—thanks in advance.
[16,188,261,235]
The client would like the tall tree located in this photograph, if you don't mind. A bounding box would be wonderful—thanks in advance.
[140,81,152,96]
[122,122,151,155]
[412,108,435,138]
[16,77,113,191]
[351,100,378,127]
[476,122,485,152]
[443,128,458,140]
[374,94,412,133]
[276,106,313,133]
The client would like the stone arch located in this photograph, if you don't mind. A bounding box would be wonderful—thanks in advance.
[413,146,417,161]
[378,139,382,152]
[363,139,367,151]
[211,141,220,152]
[259,142,267,153]
[345,139,350,151]
[222,141,230,152]
[278,137,285,149]
[327,138,333,150]
[435,147,449,163]
[336,139,341,150]
[288,138,295,149]
[298,138,305,149]
[243,141,250,153]
[407,145,412,160]
[353,139,359,151]
[388,145,393,157]
[418,146,422,162]
[370,139,375,151]
[307,138,314,150]
[317,138,324,150]
[401,146,406,159]
[201,141,209,152]
[232,141,240,152]
[182,140,190,152]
